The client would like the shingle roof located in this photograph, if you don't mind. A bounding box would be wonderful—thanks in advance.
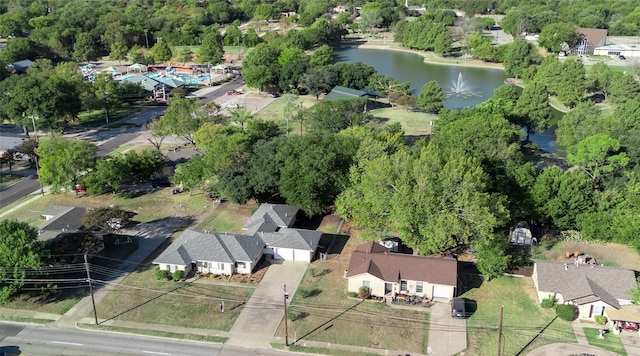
[242,204,299,235]
[346,242,457,287]
[39,206,87,232]
[324,86,368,101]
[534,260,636,308]
[259,228,322,251]
[153,230,264,266]
[577,27,608,47]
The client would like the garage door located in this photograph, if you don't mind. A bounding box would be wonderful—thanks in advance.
[274,248,294,260]
[433,285,452,299]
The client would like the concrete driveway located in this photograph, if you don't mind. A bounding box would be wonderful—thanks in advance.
[226,260,308,349]
[428,301,467,355]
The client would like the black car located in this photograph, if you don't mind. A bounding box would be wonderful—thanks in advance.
[619,55,627,60]
[451,298,467,318]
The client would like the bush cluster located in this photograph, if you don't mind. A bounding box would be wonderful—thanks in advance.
[155,268,169,280]
[555,304,576,321]
[172,270,184,281]
[541,296,556,309]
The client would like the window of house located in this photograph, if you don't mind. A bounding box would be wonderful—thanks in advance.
[216,262,224,270]
[236,261,246,268]
[400,280,407,291]
[362,280,371,289]
[416,282,423,294]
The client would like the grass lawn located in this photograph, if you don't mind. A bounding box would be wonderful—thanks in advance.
[5,287,87,315]
[273,344,381,356]
[277,257,430,354]
[462,276,576,356]
[77,104,147,128]
[96,265,254,330]
[583,327,627,356]
[81,324,227,343]
[368,107,435,136]
[195,201,256,233]
[254,95,317,126]
[0,174,21,188]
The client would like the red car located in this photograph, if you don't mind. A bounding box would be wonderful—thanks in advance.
[227,90,241,95]
[622,321,639,331]
[74,184,87,192]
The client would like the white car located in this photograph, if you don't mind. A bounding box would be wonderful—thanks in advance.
[225,103,239,109]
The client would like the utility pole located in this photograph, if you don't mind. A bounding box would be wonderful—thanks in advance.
[30,115,44,195]
[103,92,110,130]
[144,29,149,49]
[84,254,99,325]
[283,283,289,346]
[497,304,504,356]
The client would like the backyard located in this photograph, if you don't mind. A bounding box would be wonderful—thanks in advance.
[462,276,576,356]
[532,239,640,270]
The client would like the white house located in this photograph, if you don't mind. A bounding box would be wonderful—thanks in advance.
[153,230,265,275]
[345,242,458,300]
[532,260,637,320]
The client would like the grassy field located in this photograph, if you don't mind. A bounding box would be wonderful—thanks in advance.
[5,288,87,315]
[462,276,576,356]
[277,241,430,354]
[77,104,148,128]
[1,188,212,226]
[368,107,435,136]
[96,265,254,330]
[584,327,627,355]
[254,95,318,127]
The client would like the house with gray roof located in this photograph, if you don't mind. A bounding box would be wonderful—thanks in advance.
[259,228,322,263]
[242,204,299,236]
[532,260,637,320]
[38,205,88,243]
[154,203,323,275]
[153,230,265,275]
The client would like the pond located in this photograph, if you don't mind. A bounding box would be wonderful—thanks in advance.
[334,46,564,155]
[334,47,506,110]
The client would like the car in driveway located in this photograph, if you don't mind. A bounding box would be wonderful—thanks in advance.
[622,321,639,331]
[451,297,467,318]
[225,103,239,109]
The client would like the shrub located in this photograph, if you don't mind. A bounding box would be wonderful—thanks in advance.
[155,268,169,280]
[556,304,577,321]
[347,291,358,298]
[299,288,321,298]
[358,286,370,298]
[541,296,556,309]
[308,267,317,277]
[594,315,607,325]
[287,310,309,321]
[172,270,184,281]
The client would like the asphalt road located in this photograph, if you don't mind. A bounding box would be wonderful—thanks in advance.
[0,323,287,356]
[201,75,244,104]
[0,176,40,210]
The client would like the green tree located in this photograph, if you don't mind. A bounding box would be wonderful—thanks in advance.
[567,134,629,183]
[73,32,98,63]
[82,158,121,195]
[555,60,586,105]
[109,41,128,65]
[368,73,410,106]
[241,43,281,90]
[248,137,285,200]
[538,23,580,52]
[416,80,445,113]
[172,154,209,195]
[0,220,44,304]
[36,135,97,193]
[150,41,172,63]
[278,133,357,216]
[609,73,640,105]
[475,236,511,281]
[515,81,551,142]
[198,28,224,64]
[556,101,604,150]
[310,44,333,67]
[229,108,254,130]
[160,98,218,145]
[503,39,535,78]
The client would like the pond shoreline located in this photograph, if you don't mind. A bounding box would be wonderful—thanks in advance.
[338,38,506,70]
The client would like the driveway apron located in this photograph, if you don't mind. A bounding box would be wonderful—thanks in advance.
[428,301,467,355]
[226,261,308,349]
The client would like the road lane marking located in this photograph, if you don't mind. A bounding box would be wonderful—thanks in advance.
[51,341,83,346]
[143,351,171,355]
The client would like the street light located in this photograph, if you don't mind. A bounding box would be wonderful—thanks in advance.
[144,29,149,49]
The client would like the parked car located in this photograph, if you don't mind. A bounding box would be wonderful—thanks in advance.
[227,90,241,95]
[619,55,627,60]
[74,184,87,192]
[622,321,639,331]
[451,297,467,318]
[225,103,239,109]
